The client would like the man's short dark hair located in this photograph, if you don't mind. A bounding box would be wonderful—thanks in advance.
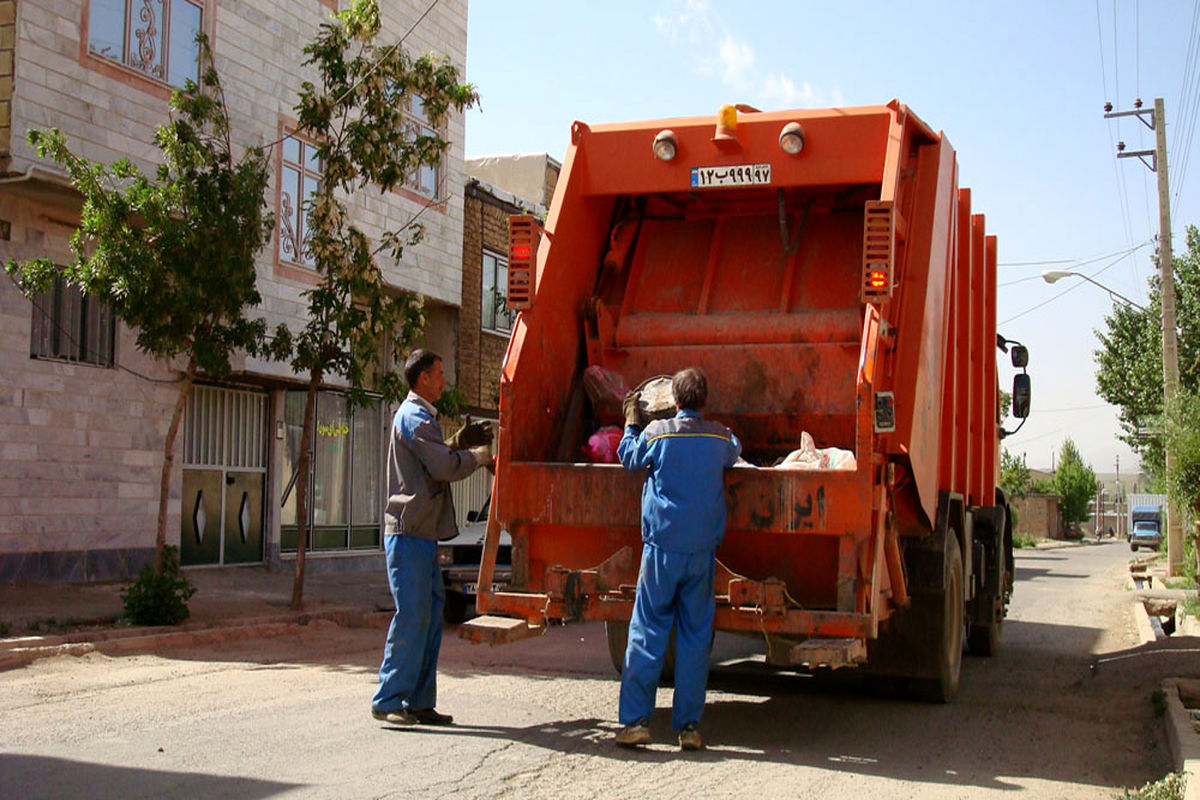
[672,367,707,411]
[404,349,441,389]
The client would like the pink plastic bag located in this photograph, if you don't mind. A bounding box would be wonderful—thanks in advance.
[583,366,629,422]
[582,426,623,463]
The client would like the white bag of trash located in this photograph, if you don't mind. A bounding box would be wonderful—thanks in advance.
[776,432,857,471]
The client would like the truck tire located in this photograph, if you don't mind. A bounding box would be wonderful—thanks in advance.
[604,620,676,681]
[911,534,963,703]
[967,612,1001,657]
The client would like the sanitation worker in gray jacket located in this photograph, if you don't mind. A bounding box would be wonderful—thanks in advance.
[615,367,741,751]
[371,349,492,726]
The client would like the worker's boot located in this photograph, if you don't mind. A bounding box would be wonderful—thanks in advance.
[678,723,703,751]
[615,720,652,747]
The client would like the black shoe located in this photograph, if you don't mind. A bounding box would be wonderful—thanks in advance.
[371,707,418,725]
[411,707,453,725]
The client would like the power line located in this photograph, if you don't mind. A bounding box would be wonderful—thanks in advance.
[999,243,1149,324]
[1096,0,1136,253]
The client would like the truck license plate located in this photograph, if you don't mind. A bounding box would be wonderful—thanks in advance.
[690,163,771,188]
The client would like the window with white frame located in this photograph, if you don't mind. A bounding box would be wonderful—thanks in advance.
[277,134,322,268]
[88,0,204,88]
[481,249,515,334]
[30,277,115,368]
[403,95,442,201]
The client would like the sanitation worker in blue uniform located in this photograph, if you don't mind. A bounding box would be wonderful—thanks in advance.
[371,349,492,726]
[615,367,741,750]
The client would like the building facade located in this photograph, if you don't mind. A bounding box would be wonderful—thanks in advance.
[0,0,469,580]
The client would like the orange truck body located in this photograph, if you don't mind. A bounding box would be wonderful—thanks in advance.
[468,101,1015,698]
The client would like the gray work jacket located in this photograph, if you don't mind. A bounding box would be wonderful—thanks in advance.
[384,393,482,541]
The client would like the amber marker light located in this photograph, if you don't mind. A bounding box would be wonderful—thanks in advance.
[867,268,888,289]
[652,129,678,161]
[779,121,805,155]
[712,104,738,142]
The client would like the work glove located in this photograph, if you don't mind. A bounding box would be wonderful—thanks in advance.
[448,416,493,450]
[622,390,643,429]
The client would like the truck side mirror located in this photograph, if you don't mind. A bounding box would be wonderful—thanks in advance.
[1011,373,1031,418]
[1010,344,1029,369]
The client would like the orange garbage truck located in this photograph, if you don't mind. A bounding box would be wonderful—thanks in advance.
[463,101,1031,702]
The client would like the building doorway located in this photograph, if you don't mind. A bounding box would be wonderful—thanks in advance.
[180,385,268,566]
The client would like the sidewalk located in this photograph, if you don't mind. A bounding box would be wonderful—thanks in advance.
[0,565,396,671]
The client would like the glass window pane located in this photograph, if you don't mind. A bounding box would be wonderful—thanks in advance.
[279,166,301,262]
[129,0,167,79]
[481,253,495,329]
[167,0,202,87]
[351,403,381,524]
[88,0,126,60]
[29,284,53,358]
[305,142,321,173]
[312,393,349,527]
[282,135,301,166]
[280,391,307,527]
[302,174,320,265]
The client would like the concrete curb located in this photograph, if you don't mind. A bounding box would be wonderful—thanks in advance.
[1163,679,1200,800]
[0,609,392,672]
[1128,572,1199,798]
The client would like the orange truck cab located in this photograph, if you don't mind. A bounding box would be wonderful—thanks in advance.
[464,101,1031,702]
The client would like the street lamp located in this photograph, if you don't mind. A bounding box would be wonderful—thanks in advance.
[1041,270,1147,311]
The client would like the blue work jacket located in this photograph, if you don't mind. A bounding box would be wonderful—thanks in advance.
[618,410,742,554]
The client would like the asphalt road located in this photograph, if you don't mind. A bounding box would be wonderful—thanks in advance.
[0,540,1187,799]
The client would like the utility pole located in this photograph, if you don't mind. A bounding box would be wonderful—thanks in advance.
[1105,96,1184,576]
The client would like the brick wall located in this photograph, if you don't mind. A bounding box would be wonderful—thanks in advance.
[459,187,513,413]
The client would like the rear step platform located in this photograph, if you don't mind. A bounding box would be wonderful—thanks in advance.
[459,615,545,646]
[765,637,867,669]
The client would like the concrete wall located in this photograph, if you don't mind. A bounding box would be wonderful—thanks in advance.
[0,0,468,581]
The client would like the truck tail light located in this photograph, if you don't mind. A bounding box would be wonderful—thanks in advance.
[861,200,894,303]
[507,215,537,311]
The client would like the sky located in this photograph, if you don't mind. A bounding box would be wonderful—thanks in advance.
[462,0,1200,477]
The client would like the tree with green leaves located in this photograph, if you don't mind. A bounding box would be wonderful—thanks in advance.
[4,42,275,573]
[1095,225,1200,478]
[1000,449,1032,499]
[284,0,478,609]
[1051,439,1101,527]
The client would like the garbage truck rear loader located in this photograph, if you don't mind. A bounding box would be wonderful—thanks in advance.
[464,102,1030,702]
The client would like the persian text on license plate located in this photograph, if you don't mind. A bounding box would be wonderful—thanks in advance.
[690,163,771,188]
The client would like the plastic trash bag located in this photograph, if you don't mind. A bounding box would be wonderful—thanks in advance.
[583,426,623,463]
[775,431,857,471]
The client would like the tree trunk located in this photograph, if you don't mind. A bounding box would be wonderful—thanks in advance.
[291,369,322,610]
[156,359,196,572]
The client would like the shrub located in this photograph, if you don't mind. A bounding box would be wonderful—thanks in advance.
[1118,771,1186,800]
[121,546,196,626]
[1013,532,1038,549]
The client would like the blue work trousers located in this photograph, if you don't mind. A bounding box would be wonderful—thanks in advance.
[619,543,716,731]
[372,534,444,712]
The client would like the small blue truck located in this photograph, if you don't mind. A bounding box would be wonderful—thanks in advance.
[1129,504,1163,552]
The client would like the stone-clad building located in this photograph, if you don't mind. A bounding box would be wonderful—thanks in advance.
[0,0,468,580]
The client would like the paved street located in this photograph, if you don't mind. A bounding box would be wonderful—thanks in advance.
[0,540,1191,799]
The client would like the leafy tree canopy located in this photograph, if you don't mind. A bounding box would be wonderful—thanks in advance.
[1052,438,1101,525]
[1094,224,1200,478]
[1000,448,1032,499]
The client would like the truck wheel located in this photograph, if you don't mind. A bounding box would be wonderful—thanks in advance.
[912,534,963,703]
[967,613,1002,657]
[604,620,676,681]
[1130,543,1137,552]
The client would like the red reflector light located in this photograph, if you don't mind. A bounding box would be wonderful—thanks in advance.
[512,245,532,260]
[867,270,888,289]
